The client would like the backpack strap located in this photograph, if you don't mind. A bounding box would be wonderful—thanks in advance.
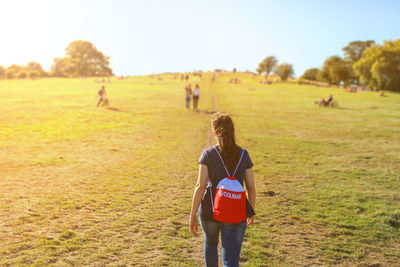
[213,146,244,177]
[232,149,244,177]
[214,146,230,176]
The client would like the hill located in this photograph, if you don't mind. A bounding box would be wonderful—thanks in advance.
[0,73,399,265]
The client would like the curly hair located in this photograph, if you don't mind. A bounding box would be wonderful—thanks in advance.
[211,113,240,172]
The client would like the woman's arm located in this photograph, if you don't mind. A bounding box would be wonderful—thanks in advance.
[189,164,209,236]
[244,167,256,225]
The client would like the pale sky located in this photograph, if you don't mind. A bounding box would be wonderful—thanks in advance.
[0,0,399,76]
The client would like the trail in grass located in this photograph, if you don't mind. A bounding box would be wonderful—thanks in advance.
[207,78,219,146]
[190,76,221,264]
[196,77,230,266]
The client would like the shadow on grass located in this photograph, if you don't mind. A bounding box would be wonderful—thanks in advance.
[315,105,352,111]
[197,109,216,114]
[106,107,121,112]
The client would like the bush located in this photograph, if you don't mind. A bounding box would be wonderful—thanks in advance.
[6,71,15,79]
[18,72,28,79]
[29,71,39,79]
[0,66,5,79]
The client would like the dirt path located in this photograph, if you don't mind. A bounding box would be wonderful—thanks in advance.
[190,76,221,266]
[196,77,226,266]
[206,78,219,146]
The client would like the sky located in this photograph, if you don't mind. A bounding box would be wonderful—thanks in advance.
[0,0,399,77]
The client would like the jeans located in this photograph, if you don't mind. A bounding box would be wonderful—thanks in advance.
[185,96,191,109]
[193,95,199,109]
[199,216,247,267]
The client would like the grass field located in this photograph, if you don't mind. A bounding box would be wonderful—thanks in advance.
[0,73,399,266]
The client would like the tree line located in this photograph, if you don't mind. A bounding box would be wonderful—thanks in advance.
[256,56,294,81]
[0,40,113,80]
[299,39,400,92]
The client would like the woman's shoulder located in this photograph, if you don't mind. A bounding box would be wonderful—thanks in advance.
[238,146,248,153]
[238,146,252,158]
[201,145,250,155]
[199,145,218,164]
[202,145,217,154]
[238,146,253,168]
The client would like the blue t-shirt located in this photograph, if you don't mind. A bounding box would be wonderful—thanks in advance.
[198,145,253,185]
[198,145,254,220]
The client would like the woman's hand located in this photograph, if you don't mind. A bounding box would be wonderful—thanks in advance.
[189,215,198,236]
[247,216,254,226]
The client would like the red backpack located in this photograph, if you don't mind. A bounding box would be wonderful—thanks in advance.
[211,146,247,224]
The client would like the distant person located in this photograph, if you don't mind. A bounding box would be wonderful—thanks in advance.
[189,113,256,267]
[193,84,200,111]
[212,73,217,82]
[97,86,106,106]
[317,94,333,106]
[181,74,184,81]
[185,74,189,82]
[324,94,333,105]
[185,84,192,110]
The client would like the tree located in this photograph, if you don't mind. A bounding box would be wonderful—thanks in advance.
[18,72,28,79]
[342,40,375,84]
[51,40,112,77]
[26,61,47,77]
[6,64,22,79]
[342,40,375,63]
[274,63,294,81]
[257,56,278,78]
[29,71,39,79]
[0,66,5,79]
[354,39,400,91]
[51,57,75,77]
[318,56,353,86]
[66,40,112,77]
[256,65,263,75]
[300,68,319,81]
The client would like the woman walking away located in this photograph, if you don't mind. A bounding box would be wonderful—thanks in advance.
[185,84,192,110]
[190,113,256,267]
[193,84,200,111]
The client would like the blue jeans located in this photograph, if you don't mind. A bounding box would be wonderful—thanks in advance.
[185,96,191,109]
[199,216,247,267]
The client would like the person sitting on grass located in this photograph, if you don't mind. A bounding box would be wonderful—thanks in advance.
[317,94,333,106]
[97,86,106,106]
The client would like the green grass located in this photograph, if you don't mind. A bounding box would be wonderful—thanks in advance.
[214,73,400,265]
[0,73,399,266]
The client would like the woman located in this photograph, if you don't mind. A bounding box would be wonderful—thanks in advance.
[193,84,200,111]
[185,84,192,110]
[190,113,256,267]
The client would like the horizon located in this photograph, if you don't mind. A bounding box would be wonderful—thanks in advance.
[1,0,399,77]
